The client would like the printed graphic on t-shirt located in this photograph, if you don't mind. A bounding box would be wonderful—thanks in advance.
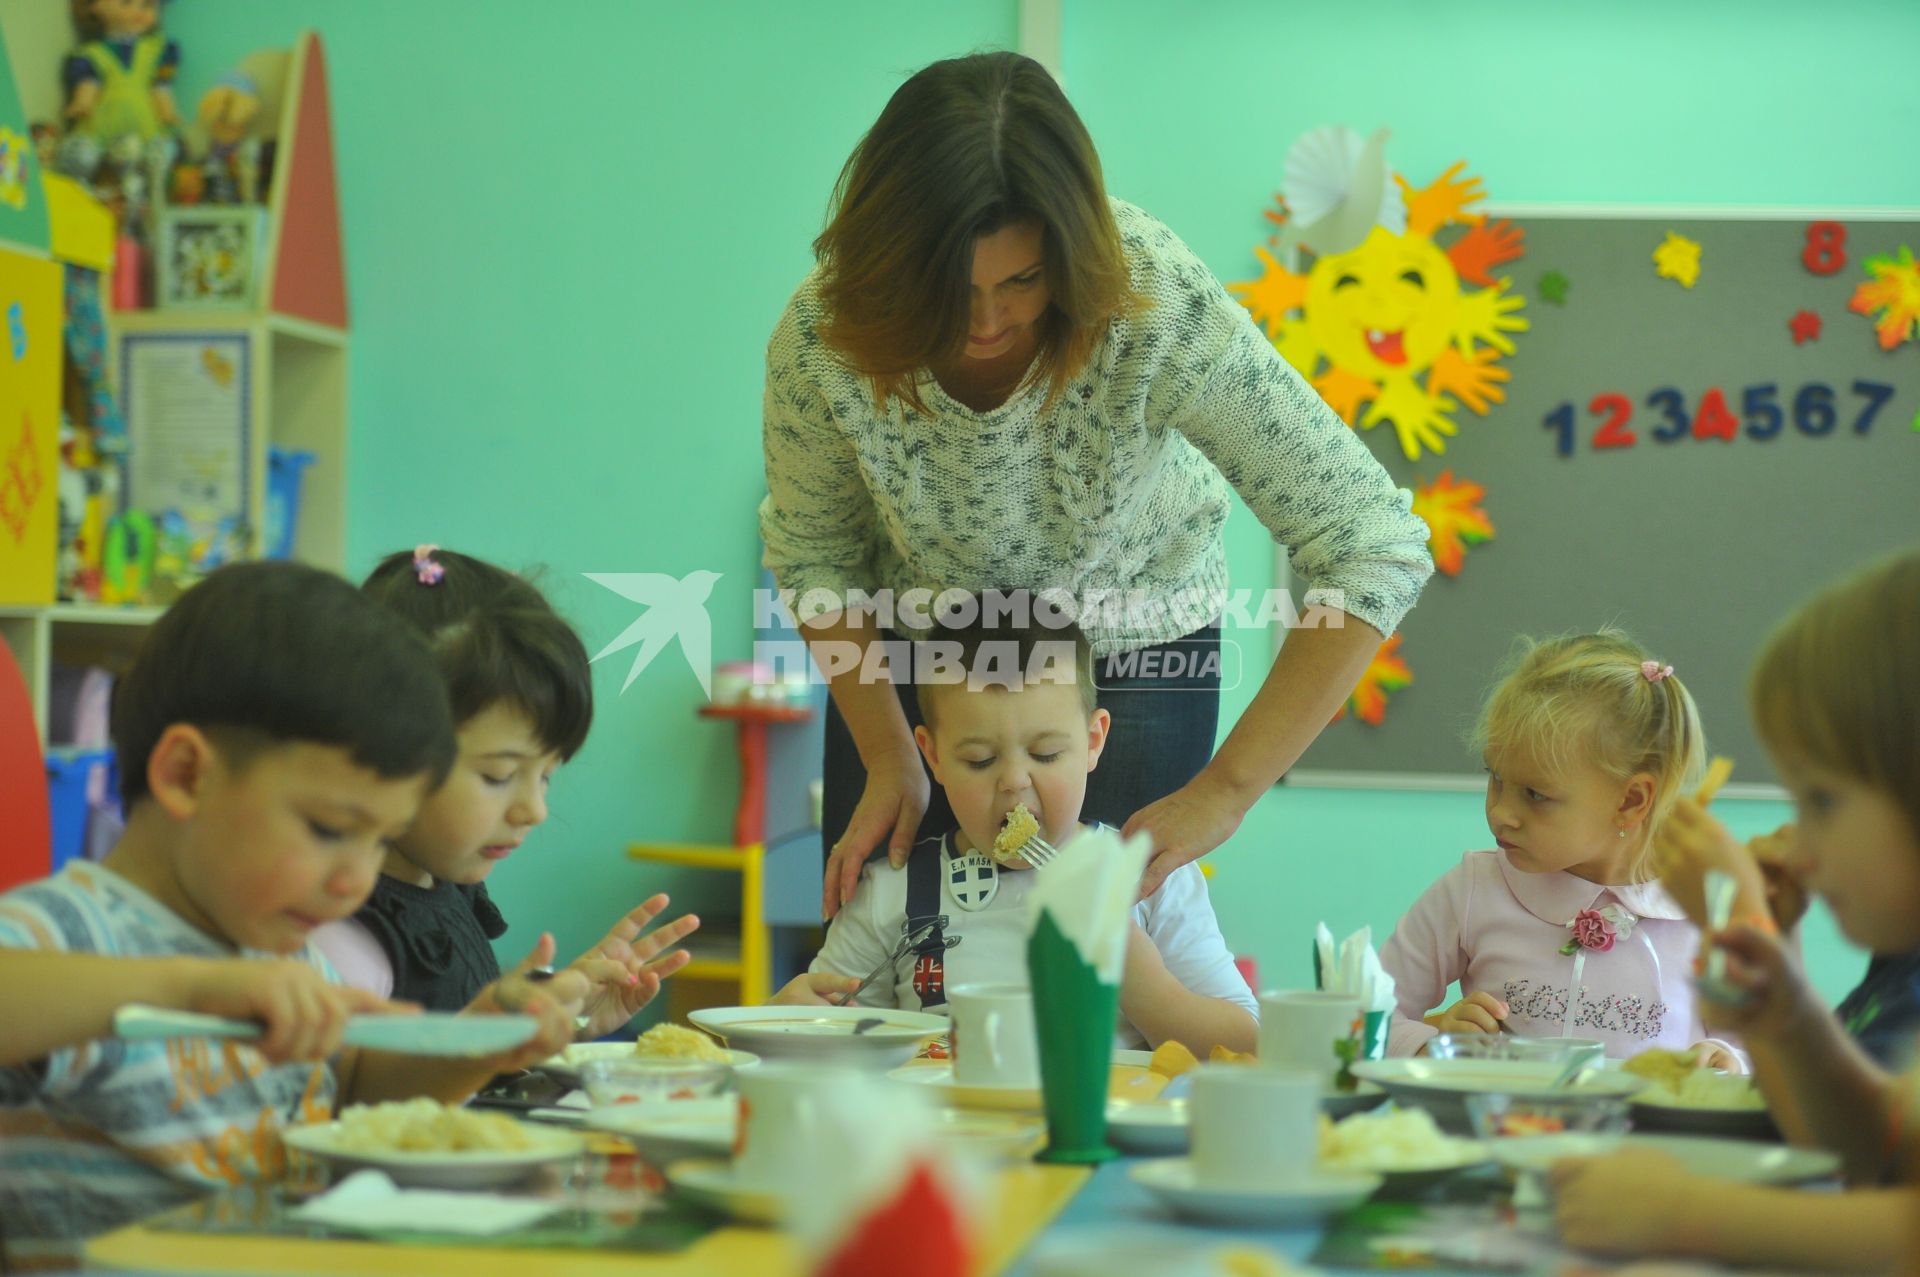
[945,852,999,911]
[1500,978,1668,1040]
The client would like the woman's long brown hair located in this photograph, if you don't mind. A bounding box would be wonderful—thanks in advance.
[813,51,1140,413]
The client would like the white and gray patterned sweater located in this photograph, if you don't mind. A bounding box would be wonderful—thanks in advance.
[759,199,1434,656]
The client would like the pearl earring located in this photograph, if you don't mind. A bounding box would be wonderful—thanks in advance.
[1617,829,1627,839]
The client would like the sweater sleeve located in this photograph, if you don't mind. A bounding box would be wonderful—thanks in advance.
[758,289,880,607]
[1135,211,1434,638]
[1381,860,1477,1056]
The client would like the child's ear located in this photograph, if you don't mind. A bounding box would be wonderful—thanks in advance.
[147,724,217,820]
[1617,771,1657,832]
[912,723,942,783]
[1084,708,1112,772]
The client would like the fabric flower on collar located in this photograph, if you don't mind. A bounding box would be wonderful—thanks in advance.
[1559,904,1638,956]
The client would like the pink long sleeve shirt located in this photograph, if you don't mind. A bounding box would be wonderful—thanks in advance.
[1381,849,1739,1062]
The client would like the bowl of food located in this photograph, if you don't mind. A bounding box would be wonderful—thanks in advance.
[1427,1034,1606,1068]
[689,1005,947,1069]
[1622,1048,1777,1139]
[1465,1092,1633,1176]
[578,1056,733,1107]
[1351,1058,1643,1134]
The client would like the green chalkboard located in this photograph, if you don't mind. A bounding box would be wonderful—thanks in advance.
[1285,206,1920,790]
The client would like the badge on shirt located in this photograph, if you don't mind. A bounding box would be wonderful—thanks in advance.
[945,851,999,911]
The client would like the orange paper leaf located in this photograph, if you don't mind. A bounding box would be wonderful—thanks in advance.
[1333,634,1412,727]
[1411,470,1495,577]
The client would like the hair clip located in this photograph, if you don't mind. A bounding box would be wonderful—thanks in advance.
[413,543,446,586]
[1641,660,1674,683]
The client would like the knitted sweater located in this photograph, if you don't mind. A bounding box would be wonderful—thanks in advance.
[759,199,1434,656]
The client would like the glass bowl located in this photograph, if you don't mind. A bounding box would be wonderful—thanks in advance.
[578,1056,733,1106]
[1429,1033,1606,1067]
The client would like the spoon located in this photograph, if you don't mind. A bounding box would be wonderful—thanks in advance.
[1697,869,1754,1007]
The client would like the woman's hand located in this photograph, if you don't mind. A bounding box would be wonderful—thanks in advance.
[1123,769,1248,900]
[821,744,929,919]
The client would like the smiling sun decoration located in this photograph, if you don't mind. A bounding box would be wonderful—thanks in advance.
[1231,158,1529,462]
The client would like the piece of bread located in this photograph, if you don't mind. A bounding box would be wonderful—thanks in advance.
[1622,1046,1698,1091]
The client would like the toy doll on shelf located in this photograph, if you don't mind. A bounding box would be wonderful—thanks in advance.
[63,0,180,145]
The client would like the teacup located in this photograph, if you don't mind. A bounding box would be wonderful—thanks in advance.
[948,982,1040,1088]
[731,1063,867,1189]
[1189,1063,1320,1188]
[1257,989,1362,1088]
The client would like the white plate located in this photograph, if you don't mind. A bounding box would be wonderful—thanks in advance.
[588,1099,1042,1166]
[282,1120,586,1190]
[1489,1132,1838,1184]
[668,1159,789,1224]
[1327,1143,1493,1192]
[690,1006,946,1069]
[1351,1058,1644,1132]
[1129,1158,1381,1227]
[539,1040,758,1084]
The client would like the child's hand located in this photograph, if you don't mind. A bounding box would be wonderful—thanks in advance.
[1653,799,1767,927]
[185,959,415,1064]
[1748,824,1808,932]
[1549,1147,1702,1256]
[1696,923,1817,1041]
[465,935,594,1071]
[1425,992,1508,1035]
[1691,1042,1741,1072]
[770,972,863,1006]
[568,895,700,1039]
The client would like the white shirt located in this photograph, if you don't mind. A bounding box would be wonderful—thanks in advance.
[811,833,1257,1048]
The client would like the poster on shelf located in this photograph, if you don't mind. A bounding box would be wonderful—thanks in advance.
[0,249,60,604]
[122,332,251,535]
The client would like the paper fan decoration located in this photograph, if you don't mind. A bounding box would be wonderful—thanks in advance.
[1333,634,1412,727]
[1273,126,1407,258]
[1411,470,1495,577]
[1848,244,1920,350]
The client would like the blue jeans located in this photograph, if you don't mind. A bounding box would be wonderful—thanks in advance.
[822,625,1223,863]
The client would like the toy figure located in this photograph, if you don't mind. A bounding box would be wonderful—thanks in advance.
[63,0,180,144]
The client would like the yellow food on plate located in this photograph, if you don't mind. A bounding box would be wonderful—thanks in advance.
[332,1099,535,1154]
[1621,1047,1698,1092]
[1209,1045,1256,1065]
[1318,1105,1477,1172]
[992,803,1040,864]
[1148,1039,1200,1079]
[633,1022,730,1063]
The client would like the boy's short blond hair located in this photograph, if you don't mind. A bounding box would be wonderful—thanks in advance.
[1474,630,1706,874]
[1750,549,1920,843]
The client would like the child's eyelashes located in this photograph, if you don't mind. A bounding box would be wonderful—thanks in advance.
[1032,751,1062,764]
[306,819,345,843]
[962,757,996,772]
[480,773,514,788]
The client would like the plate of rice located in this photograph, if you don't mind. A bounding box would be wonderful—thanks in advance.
[541,1023,758,1084]
[1319,1105,1490,1191]
[284,1099,586,1189]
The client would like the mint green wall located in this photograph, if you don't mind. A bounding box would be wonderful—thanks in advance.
[153,1,1899,1011]
[158,2,1019,975]
[1060,0,1920,1005]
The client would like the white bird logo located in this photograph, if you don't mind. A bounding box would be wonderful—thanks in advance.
[584,570,722,695]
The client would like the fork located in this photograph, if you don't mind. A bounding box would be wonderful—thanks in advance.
[834,915,952,1007]
[1010,831,1059,869]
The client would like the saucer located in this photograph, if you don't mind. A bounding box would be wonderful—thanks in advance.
[1129,1158,1381,1227]
[667,1159,789,1224]
[1106,1098,1188,1155]
[889,1064,1042,1111]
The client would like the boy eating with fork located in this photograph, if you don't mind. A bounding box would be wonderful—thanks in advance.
[780,605,1257,1055]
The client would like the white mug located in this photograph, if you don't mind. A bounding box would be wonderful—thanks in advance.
[1190,1063,1320,1187]
[947,982,1040,1088]
[1258,989,1362,1087]
[732,1063,866,1189]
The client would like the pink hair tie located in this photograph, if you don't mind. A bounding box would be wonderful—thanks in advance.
[413,544,445,586]
[1641,660,1673,683]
